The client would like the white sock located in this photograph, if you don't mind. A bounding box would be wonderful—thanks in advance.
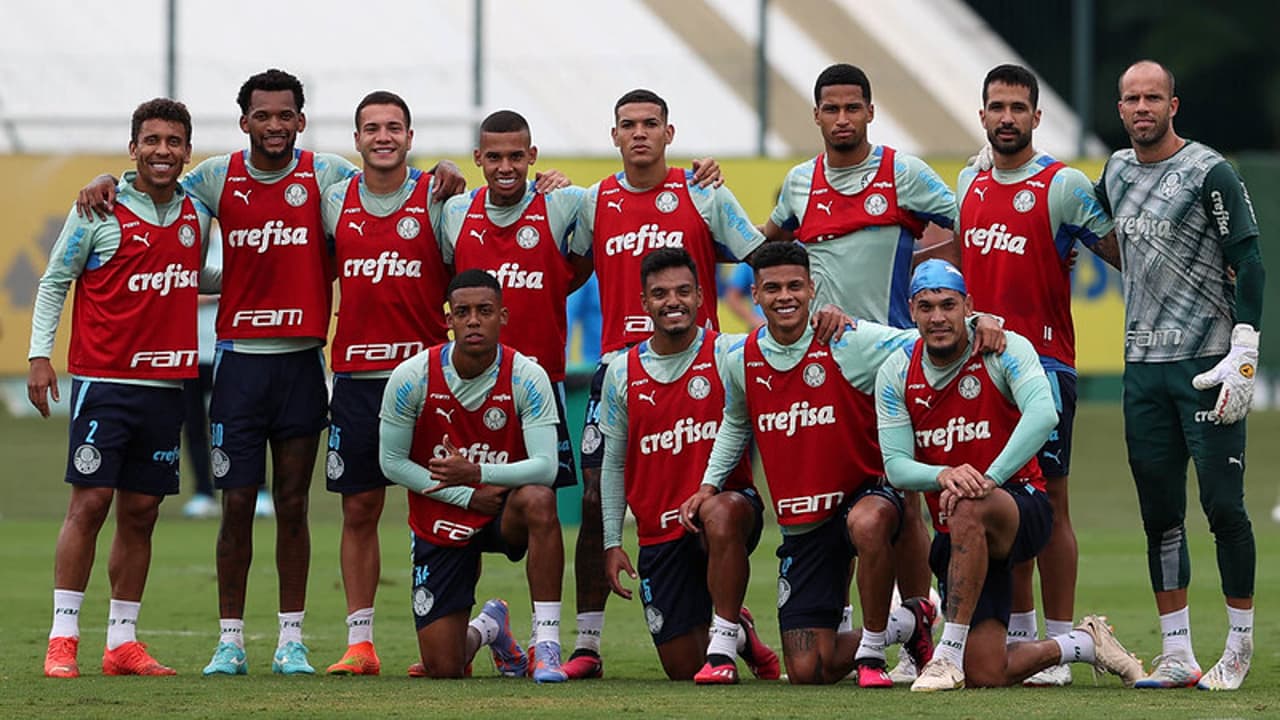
[838,605,854,633]
[1226,605,1254,654]
[707,615,739,660]
[469,609,501,647]
[856,628,888,662]
[575,611,604,653]
[1045,619,1073,639]
[885,605,916,645]
[532,601,561,645]
[278,611,304,648]
[936,622,969,667]
[346,607,374,645]
[50,589,84,639]
[1054,630,1096,664]
[1007,610,1037,644]
[220,618,245,648]
[106,599,140,650]
[1158,606,1196,665]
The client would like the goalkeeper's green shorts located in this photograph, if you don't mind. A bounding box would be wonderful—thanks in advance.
[1122,358,1253,597]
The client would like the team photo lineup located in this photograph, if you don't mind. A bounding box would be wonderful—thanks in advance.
[25,55,1265,696]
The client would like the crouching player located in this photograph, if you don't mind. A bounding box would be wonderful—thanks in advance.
[600,249,780,683]
[875,260,1144,691]
[687,242,946,686]
[378,270,568,682]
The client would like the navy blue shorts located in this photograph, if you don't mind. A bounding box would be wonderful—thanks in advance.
[410,511,526,631]
[775,483,903,631]
[930,484,1053,628]
[1036,369,1077,478]
[64,379,183,496]
[209,348,328,490]
[326,376,393,494]
[637,488,765,645]
[551,382,577,488]
[578,361,609,471]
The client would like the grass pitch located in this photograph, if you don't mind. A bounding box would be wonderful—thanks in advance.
[1,404,1278,718]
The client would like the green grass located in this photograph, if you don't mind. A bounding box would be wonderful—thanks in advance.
[1,403,1278,718]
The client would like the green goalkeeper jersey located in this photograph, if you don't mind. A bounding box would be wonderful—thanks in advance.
[1097,141,1259,363]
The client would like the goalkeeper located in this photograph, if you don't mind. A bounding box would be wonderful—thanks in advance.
[1096,59,1265,691]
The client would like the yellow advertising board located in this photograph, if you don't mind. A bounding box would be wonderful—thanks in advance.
[0,154,1123,377]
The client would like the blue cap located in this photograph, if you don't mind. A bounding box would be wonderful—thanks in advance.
[909,259,967,298]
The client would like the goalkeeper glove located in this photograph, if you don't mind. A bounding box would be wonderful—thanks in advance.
[1191,323,1260,424]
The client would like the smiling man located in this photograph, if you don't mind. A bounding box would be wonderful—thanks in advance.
[692,242,945,687]
[74,71,465,677]
[438,110,585,679]
[598,248,779,684]
[318,90,453,676]
[30,98,216,678]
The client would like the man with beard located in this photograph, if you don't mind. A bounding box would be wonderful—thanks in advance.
[875,259,1143,692]
[955,63,1119,686]
[1096,59,1265,691]
[599,248,780,684]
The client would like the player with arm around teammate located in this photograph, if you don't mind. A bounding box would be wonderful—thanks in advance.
[955,63,1121,685]
[320,91,454,675]
[31,99,216,677]
[563,88,749,679]
[437,109,590,678]
[379,270,568,682]
[599,248,780,684]
[877,259,1143,691]
[685,242,948,686]
[440,107,588,507]
[73,70,465,676]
